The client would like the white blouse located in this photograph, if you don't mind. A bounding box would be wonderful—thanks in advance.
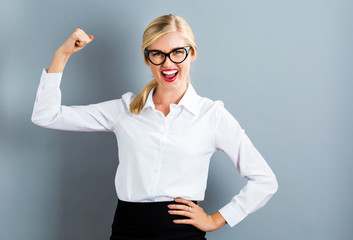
[31,68,278,227]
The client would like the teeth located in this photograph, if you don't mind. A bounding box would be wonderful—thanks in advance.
[162,70,178,75]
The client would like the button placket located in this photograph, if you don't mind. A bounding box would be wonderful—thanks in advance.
[151,115,172,198]
[150,115,167,198]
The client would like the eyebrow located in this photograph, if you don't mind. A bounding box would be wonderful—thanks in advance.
[148,46,184,52]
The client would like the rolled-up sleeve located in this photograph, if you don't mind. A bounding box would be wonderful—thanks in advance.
[214,102,278,227]
[31,68,123,132]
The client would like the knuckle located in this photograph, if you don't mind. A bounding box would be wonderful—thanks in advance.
[72,32,80,39]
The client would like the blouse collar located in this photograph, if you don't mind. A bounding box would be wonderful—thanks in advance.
[142,83,200,116]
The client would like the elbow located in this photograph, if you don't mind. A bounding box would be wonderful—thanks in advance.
[269,175,279,195]
[31,111,40,126]
[31,108,45,126]
[31,111,55,127]
[256,174,278,196]
[263,169,279,196]
[31,113,44,127]
[252,172,279,196]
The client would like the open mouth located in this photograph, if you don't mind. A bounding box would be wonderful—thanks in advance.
[161,69,179,82]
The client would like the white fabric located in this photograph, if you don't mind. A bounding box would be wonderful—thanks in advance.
[31,68,278,227]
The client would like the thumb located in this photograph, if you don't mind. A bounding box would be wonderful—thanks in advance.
[88,35,94,41]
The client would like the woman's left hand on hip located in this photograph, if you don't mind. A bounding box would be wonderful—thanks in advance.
[168,197,226,232]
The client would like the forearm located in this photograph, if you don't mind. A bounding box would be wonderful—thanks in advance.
[48,50,70,73]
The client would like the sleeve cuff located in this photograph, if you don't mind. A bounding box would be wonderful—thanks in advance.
[39,68,63,88]
[218,201,248,228]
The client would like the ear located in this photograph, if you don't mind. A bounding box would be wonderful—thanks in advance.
[190,48,196,62]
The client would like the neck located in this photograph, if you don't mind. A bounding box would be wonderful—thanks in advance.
[153,82,188,106]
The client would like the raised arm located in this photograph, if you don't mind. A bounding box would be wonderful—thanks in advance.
[31,29,123,132]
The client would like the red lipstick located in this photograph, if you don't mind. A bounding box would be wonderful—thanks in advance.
[161,68,179,82]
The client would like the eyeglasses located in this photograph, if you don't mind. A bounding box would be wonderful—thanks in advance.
[144,46,191,65]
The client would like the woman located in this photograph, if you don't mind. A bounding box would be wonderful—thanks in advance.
[32,14,278,240]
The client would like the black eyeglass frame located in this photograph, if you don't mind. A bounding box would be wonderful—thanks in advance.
[144,46,191,65]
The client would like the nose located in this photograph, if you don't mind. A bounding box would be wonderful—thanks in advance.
[162,55,174,68]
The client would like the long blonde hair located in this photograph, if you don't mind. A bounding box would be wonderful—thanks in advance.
[129,14,197,115]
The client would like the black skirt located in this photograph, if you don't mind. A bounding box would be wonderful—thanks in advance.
[110,199,207,240]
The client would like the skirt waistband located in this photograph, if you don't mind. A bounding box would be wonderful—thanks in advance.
[110,199,206,239]
[113,199,197,229]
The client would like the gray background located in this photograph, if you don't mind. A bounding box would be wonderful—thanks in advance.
[1,0,352,239]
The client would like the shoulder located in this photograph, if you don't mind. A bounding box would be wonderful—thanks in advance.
[196,95,239,127]
[121,91,137,109]
[197,95,225,115]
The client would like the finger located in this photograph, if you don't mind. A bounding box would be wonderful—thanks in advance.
[75,40,84,47]
[75,39,86,48]
[75,41,83,47]
[81,32,92,44]
[71,32,84,47]
[74,36,91,48]
[74,30,92,46]
[174,198,197,207]
[173,219,193,224]
[168,204,190,211]
[168,210,191,217]
[77,29,92,42]
[78,32,91,44]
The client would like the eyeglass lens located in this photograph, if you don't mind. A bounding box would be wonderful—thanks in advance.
[148,48,188,65]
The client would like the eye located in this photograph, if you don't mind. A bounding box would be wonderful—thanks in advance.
[151,52,162,57]
[173,50,183,55]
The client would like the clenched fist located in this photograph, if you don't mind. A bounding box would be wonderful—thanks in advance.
[56,28,94,56]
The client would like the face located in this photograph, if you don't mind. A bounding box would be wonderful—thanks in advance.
[146,32,195,92]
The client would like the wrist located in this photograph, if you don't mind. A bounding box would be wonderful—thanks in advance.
[211,211,227,230]
[55,48,71,59]
[48,51,70,73]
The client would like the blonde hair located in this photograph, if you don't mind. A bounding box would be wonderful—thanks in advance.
[129,14,197,115]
